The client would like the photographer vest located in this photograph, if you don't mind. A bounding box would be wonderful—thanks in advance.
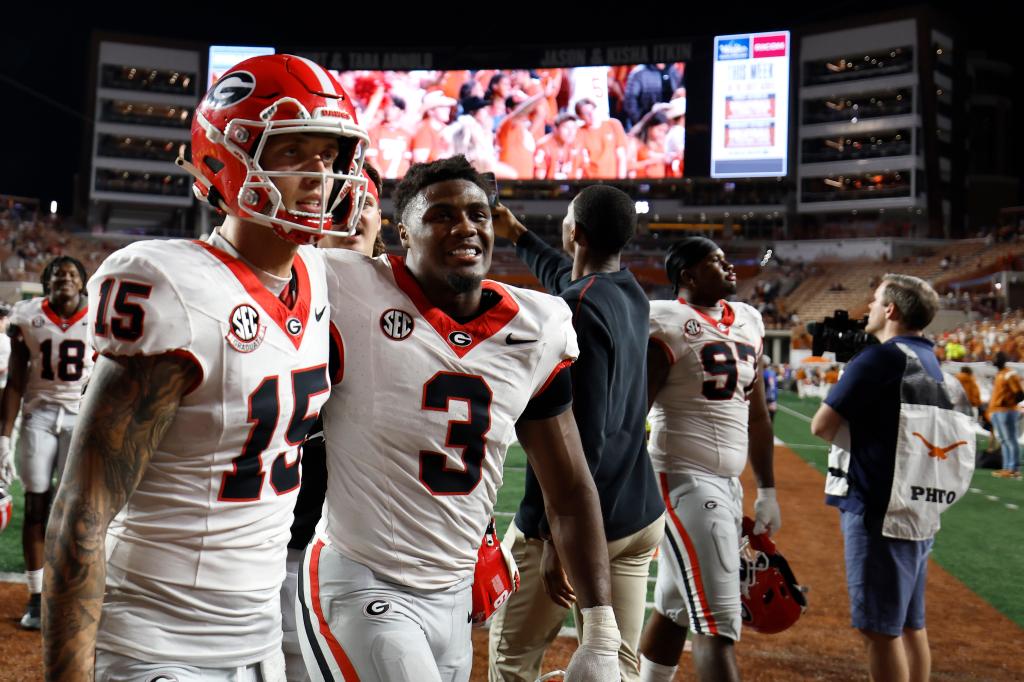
[825,343,975,540]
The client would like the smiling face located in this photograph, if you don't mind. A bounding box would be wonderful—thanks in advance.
[48,262,84,304]
[259,132,341,222]
[399,179,493,299]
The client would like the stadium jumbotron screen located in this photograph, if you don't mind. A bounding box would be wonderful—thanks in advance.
[326,65,687,181]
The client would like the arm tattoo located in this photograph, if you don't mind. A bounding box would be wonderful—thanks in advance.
[42,353,199,681]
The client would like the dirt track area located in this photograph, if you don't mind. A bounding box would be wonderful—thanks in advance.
[470,446,1023,681]
[2,446,1020,680]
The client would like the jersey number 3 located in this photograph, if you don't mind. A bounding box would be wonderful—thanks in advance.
[419,372,493,496]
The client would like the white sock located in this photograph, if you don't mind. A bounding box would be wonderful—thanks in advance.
[26,568,43,594]
[639,654,678,682]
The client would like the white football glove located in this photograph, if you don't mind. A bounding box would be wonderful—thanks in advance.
[753,487,781,536]
[564,605,621,682]
[0,436,14,486]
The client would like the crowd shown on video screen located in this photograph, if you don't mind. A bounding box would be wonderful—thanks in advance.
[331,64,687,181]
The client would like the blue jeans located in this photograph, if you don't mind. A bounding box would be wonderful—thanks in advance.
[991,411,1020,472]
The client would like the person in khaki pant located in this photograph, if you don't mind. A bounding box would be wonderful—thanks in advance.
[488,187,665,682]
[490,516,664,682]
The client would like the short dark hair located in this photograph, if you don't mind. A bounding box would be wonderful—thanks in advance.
[664,237,719,295]
[881,273,938,331]
[363,161,383,197]
[41,256,87,295]
[393,155,490,224]
[572,185,636,255]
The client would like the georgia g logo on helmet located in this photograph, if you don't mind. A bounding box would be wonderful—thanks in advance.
[204,71,256,109]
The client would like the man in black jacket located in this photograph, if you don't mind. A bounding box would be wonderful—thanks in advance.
[487,186,664,682]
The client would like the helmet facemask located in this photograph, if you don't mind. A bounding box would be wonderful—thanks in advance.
[191,97,369,245]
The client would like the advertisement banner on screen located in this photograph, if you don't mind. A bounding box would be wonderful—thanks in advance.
[711,31,790,178]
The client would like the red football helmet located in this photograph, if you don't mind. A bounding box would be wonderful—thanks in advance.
[739,516,806,635]
[471,518,520,625]
[180,54,369,244]
[0,485,13,534]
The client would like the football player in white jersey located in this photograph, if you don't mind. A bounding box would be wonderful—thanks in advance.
[280,162,385,682]
[0,256,92,630]
[637,237,780,682]
[43,54,368,682]
[297,155,620,682]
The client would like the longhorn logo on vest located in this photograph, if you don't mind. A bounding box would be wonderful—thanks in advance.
[205,71,255,109]
[380,309,414,340]
[911,432,967,460]
[448,330,473,348]
[226,304,266,353]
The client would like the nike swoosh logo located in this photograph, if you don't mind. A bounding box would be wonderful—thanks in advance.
[505,333,536,345]
[315,307,327,322]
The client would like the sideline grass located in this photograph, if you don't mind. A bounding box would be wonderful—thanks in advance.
[0,480,25,573]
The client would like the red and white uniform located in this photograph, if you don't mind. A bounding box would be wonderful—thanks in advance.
[648,299,764,478]
[8,297,92,413]
[648,298,764,641]
[298,250,577,681]
[9,297,92,493]
[88,234,331,669]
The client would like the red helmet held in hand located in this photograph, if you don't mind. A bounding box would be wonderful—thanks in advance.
[0,485,13,534]
[739,516,807,634]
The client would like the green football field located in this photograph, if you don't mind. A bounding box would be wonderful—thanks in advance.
[2,393,1020,629]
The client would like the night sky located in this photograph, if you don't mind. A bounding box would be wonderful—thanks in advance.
[0,2,1016,219]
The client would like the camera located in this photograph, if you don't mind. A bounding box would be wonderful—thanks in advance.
[807,310,877,363]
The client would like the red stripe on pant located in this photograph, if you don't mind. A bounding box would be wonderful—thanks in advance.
[659,472,719,635]
[309,539,362,680]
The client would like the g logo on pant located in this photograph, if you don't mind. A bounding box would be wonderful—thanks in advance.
[364,599,391,617]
